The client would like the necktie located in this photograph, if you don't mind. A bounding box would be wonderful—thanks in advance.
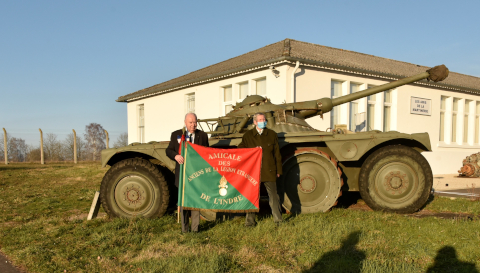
[189,134,192,142]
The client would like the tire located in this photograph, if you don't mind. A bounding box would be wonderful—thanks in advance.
[359,145,432,214]
[100,158,170,218]
[279,148,343,214]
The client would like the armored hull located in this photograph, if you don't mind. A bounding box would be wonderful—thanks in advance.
[100,65,448,219]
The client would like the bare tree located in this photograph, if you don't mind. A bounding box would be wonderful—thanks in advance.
[84,123,106,161]
[26,145,41,162]
[63,132,88,161]
[8,137,28,162]
[44,133,63,161]
[113,133,129,148]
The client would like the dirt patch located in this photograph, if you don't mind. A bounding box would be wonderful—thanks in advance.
[67,212,107,221]
[54,176,86,186]
[344,201,373,212]
[407,210,478,220]
[68,213,89,221]
[33,168,50,172]
[343,201,478,220]
[0,222,20,228]
[337,191,479,220]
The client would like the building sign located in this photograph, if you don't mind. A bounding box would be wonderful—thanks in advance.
[410,97,431,116]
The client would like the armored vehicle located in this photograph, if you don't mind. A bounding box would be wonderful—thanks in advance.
[100,65,449,219]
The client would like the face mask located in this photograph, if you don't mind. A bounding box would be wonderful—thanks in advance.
[257,121,267,129]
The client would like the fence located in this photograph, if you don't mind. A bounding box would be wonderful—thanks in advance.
[2,128,112,165]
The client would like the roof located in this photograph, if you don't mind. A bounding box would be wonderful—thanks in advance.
[117,39,480,102]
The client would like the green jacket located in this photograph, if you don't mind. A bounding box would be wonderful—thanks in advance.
[238,128,282,182]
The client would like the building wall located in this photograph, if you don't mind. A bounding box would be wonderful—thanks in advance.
[126,64,480,174]
[398,87,480,175]
[295,67,399,133]
[127,66,287,144]
[293,66,480,175]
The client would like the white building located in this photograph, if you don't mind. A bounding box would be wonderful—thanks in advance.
[117,39,480,175]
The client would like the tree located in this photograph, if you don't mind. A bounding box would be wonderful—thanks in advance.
[84,123,106,161]
[113,133,128,148]
[0,133,28,163]
[9,137,28,162]
[43,133,63,161]
[63,132,87,161]
[26,145,41,162]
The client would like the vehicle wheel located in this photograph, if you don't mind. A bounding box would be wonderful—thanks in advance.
[279,148,343,214]
[100,158,169,218]
[359,145,432,213]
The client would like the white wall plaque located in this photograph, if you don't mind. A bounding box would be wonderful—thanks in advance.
[410,97,431,116]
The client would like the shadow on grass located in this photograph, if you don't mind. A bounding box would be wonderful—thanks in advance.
[284,213,298,221]
[303,231,365,273]
[0,163,76,171]
[274,191,364,222]
[201,219,221,231]
[420,193,436,211]
[0,166,38,171]
[198,212,244,231]
[336,191,362,209]
[426,246,479,273]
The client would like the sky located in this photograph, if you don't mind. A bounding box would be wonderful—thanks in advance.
[1,0,479,146]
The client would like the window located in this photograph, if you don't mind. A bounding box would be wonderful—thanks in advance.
[138,104,145,143]
[186,93,195,113]
[452,98,459,143]
[464,100,471,143]
[439,96,447,141]
[331,80,343,128]
[367,85,376,130]
[383,90,392,132]
[255,78,266,96]
[238,82,248,100]
[223,86,233,114]
[476,102,480,144]
[349,83,361,131]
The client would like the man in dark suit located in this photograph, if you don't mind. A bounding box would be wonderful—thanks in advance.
[238,112,283,227]
[166,112,209,233]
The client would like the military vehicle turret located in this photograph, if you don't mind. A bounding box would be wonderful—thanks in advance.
[100,65,449,219]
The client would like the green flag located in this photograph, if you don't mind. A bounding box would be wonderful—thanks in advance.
[178,141,262,212]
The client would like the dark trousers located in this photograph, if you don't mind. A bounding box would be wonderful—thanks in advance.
[180,207,199,232]
[245,181,283,226]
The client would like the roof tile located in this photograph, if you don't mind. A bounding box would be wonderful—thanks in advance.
[118,39,480,102]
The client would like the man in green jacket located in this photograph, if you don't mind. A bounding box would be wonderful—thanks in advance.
[238,112,283,227]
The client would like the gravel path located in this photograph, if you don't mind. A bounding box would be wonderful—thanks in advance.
[0,251,22,273]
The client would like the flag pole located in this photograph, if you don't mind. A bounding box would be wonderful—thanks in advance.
[177,207,180,223]
[177,139,184,224]
[178,128,186,223]
[181,141,188,209]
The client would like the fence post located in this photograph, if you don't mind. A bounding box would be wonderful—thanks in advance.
[3,128,7,165]
[73,129,77,164]
[39,128,44,164]
[105,130,109,149]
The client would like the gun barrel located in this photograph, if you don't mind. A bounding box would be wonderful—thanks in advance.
[332,72,430,106]
[292,65,449,120]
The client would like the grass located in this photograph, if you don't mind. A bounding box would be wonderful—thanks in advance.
[0,162,479,272]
